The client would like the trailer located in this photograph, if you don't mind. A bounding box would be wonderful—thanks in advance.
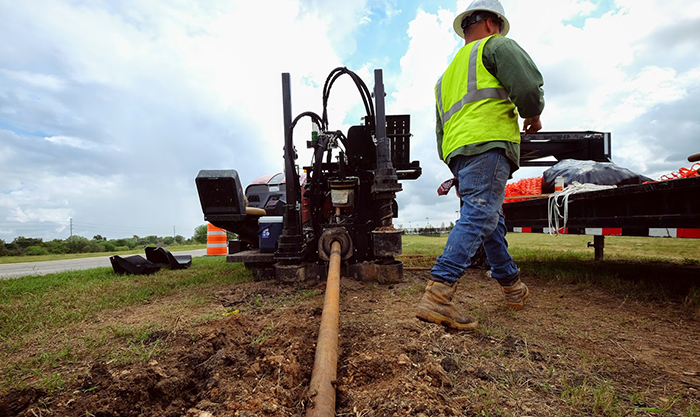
[503,132,700,260]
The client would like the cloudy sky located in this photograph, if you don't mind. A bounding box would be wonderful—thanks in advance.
[1,0,698,241]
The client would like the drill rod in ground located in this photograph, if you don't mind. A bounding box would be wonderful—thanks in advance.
[306,240,342,417]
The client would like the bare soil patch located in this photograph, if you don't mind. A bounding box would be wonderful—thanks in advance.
[2,265,699,416]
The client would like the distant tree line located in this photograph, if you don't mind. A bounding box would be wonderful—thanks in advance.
[401,222,455,236]
[1,233,192,257]
[0,224,237,257]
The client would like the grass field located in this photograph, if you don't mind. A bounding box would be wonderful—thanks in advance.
[1,234,699,394]
[404,233,700,264]
[0,256,251,391]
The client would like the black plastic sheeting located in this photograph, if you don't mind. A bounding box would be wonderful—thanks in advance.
[145,246,192,270]
[110,248,192,275]
[542,159,652,193]
[110,255,161,275]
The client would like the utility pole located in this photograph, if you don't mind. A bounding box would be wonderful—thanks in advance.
[69,218,74,252]
[173,225,176,238]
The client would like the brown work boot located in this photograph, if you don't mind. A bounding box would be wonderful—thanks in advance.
[501,278,530,311]
[415,280,478,331]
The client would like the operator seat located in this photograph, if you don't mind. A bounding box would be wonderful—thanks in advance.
[195,169,266,246]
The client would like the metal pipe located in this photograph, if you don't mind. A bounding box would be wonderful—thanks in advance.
[277,72,305,262]
[306,240,342,417]
[371,69,401,227]
[373,69,388,169]
[281,73,299,235]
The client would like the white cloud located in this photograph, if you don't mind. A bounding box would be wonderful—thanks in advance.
[390,0,700,228]
[388,7,466,229]
[0,70,67,91]
[0,0,698,241]
[9,207,72,225]
[607,67,688,125]
[384,4,401,20]
[0,0,380,240]
[44,135,96,150]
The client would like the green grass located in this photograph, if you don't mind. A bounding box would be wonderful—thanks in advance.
[560,375,622,415]
[2,234,699,394]
[2,237,698,343]
[0,256,252,391]
[401,235,448,255]
[402,233,700,310]
[40,372,66,393]
[0,244,206,264]
[252,321,276,345]
[108,339,167,366]
[0,256,248,343]
[402,234,700,263]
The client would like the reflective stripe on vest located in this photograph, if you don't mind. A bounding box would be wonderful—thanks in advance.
[436,34,520,161]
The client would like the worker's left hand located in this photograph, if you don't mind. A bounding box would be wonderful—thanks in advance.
[523,116,542,134]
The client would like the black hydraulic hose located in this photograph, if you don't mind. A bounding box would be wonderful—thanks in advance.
[321,67,374,129]
[351,71,375,118]
[286,67,375,240]
[291,111,326,131]
[321,69,346,122]
[325,143,333,164]
[334,130,348,150]
[321,72,342,127]
[326,70,374,123]
[322,69,373,129]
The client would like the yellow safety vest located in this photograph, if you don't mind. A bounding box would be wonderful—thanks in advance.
[435,34,520,162]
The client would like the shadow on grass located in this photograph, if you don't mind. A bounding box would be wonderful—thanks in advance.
[518,253,700,307]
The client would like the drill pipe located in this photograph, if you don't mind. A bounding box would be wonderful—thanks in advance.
[306,240,342,417]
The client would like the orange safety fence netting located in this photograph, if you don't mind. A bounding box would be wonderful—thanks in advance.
[502,164,699,204]
[656,163,700,181]
[504,177,543,203]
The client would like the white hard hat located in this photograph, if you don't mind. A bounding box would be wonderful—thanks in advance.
[453,0,510,39]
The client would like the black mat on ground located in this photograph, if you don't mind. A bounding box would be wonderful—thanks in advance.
[144,246,192,270]
[144,247,167,264]
[110,255,161,275]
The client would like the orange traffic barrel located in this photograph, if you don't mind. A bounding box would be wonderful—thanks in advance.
[206,223,228,256]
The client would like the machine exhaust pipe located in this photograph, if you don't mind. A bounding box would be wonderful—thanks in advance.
[306,240,342,416]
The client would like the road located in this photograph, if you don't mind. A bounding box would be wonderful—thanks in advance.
[0,249,208,280]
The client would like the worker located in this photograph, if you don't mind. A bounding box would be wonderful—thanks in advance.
[416,0,545,330]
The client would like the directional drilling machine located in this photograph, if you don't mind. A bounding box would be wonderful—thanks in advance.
[195,68,421,282]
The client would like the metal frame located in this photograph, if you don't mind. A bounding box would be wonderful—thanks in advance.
[504,176,700,230]
[520,131,611,167]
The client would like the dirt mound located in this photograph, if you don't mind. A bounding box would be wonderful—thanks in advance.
[45,311,316,416]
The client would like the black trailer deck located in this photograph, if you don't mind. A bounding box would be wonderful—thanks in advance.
[502,176,700,259]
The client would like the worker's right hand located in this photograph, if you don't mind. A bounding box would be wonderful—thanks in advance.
[522,116,542,134]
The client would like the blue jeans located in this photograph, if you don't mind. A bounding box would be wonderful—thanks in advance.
[431,149,519,285]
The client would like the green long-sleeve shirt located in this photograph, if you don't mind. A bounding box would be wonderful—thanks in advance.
[437,36,545,173]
